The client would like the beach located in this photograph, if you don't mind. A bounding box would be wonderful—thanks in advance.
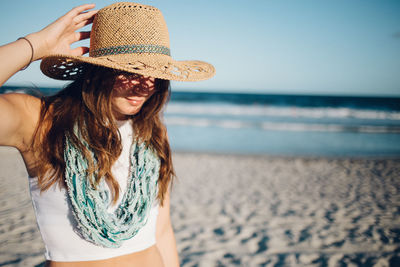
[0,146,399,266]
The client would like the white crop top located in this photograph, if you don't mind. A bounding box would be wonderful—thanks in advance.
[28,120,160,262]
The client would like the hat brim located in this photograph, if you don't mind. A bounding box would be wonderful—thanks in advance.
[40,53,215,82]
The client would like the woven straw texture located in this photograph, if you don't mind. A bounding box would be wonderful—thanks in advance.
[40,2,215,81]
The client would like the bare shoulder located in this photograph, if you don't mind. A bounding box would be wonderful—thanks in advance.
[1,93,41,128]
[0,93,41,148]
[1,92,41,110]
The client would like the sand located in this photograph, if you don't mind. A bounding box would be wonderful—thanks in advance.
[0,146,399,266]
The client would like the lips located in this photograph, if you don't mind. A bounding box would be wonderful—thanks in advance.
[125,97,144,105]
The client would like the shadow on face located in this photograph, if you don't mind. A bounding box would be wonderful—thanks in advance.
[112,72,156,97]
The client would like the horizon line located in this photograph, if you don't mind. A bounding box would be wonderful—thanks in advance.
[1,84,400,98]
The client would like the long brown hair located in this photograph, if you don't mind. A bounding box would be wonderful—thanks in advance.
[31,65,175,206]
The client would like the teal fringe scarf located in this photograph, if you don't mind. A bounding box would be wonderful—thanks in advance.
[63,134,160,248]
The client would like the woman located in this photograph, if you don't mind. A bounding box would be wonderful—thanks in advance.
[0,2,215,267]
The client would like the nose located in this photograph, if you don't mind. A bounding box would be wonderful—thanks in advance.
[131,76,155,96]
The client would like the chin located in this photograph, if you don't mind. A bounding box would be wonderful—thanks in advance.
[124,104,145,115]
[122,109,141,117]
[112,107,139,120]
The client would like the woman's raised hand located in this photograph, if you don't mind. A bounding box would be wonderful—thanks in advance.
[0,4,97,86]
[28,4,98,60]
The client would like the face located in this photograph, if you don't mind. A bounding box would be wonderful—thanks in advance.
[111,72,156,120]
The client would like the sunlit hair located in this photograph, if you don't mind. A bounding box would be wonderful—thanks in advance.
[31,65,175,206]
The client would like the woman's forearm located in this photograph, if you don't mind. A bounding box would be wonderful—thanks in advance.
[156,223,180,267]
[0,35,37,86]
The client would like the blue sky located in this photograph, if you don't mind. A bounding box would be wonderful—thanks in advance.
[1,0,399,96]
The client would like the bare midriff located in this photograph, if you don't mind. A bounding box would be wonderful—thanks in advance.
[44,245,165,267]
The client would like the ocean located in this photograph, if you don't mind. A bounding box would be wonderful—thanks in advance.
[2,86,400,158]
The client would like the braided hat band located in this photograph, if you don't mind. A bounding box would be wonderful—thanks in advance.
[40,2,215,82]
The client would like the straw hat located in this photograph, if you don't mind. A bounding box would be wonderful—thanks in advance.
[40,2,215,82]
